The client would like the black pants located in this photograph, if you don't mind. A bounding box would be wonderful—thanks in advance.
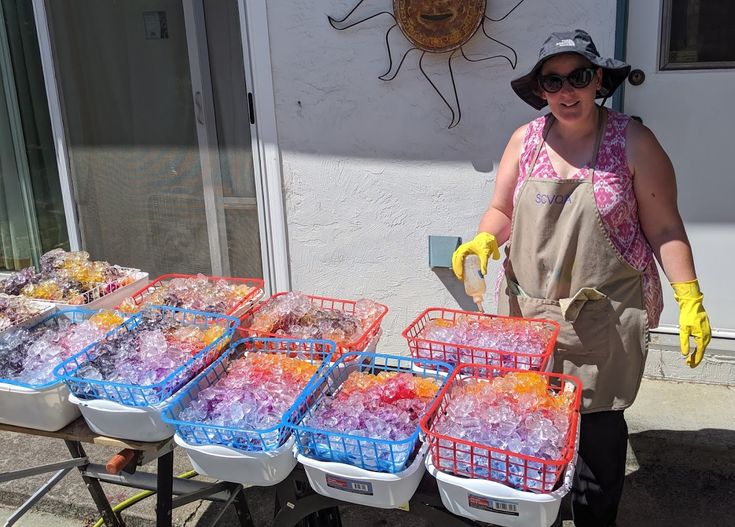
[566,410,628,527]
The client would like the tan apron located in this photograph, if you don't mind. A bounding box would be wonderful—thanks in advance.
[498,110,648,413]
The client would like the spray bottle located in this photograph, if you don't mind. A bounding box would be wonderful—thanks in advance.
[463,254,486,312]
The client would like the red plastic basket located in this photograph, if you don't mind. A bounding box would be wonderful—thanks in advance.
[420,363,581,493]
[402,307,559,372]
[239,292,388,360]
[118,274,264,318]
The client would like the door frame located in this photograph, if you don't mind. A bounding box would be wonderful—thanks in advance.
[237,0,290,294]
[30,0,81,252]
[30,0,289,293]
[182,0,231,277]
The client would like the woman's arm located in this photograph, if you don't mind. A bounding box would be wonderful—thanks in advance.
[627,120,696,282]
[628,119,711,367]
[477,124,528,245]
[451,124,527,279]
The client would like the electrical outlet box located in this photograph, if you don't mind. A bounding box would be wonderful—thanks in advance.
[428,235,461,269]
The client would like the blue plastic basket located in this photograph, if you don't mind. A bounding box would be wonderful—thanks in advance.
[162,337,335,452]
[285,351,454,473]
[0,308,111,390]
[54,306,238,407]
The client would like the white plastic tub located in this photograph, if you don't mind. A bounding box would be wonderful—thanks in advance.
[0,381,80,431]
[297,445,427,509]
[425,451,575,527]
[69,393,174,441]
[48,271,149,310]
[0,297,56,335]
[174,434,297,486]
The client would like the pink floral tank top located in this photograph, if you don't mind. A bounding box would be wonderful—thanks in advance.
[499,110,663,327]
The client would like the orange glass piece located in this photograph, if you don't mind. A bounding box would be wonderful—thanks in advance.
[229,353,318,386]
[459,372,572,414]
[337,370,440,401]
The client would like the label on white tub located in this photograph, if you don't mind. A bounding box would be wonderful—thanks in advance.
[325,475,374,495]
[468,494,519,516]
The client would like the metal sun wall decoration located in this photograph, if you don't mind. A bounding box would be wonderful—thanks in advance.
[329,0,526,128]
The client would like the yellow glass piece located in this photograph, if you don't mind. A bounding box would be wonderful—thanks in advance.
[117,298,141,314]
[22,280,63,300]
[202,326,225,345]
[89,310,124,329]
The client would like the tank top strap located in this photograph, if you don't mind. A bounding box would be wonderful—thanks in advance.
[518,114,551,183]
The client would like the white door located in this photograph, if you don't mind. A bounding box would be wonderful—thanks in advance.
[625,0,735,331]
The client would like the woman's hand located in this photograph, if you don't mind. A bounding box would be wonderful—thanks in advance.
[671,279,711,367]
[452,232,500,280]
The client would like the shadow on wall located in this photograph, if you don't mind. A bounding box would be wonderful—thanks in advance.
[270,1,547,166]
[433,268,487,312]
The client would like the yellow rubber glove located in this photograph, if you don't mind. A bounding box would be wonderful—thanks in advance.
[451,232,500,281]
[671,279,712,368]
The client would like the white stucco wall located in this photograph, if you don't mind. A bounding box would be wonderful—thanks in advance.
[266,0,616,351]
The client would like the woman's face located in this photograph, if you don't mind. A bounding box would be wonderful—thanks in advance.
[538,54,602,124]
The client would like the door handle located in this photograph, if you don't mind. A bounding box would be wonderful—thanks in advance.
[194,91,205,124]
[628,69,645,86]
[247,92,255,124]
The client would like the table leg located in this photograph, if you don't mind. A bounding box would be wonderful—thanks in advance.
[64,440,123,527]
[233,487,255,527]
[156,449,174,527]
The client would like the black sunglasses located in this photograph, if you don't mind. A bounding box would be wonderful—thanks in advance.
[538,67,597,93]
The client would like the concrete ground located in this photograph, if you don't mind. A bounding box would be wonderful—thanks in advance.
[1,378,733,527]
[1,506,82,526]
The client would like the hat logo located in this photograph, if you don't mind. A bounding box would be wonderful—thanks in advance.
[555,39,575,47]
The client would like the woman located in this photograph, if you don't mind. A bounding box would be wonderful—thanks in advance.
[451,30,711,526]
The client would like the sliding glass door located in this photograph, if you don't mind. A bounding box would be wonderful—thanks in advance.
[42,0,262,278]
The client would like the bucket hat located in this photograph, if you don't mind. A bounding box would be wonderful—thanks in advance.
[511,29,631,110]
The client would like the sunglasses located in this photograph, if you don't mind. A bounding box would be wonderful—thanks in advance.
[537,67,597,93]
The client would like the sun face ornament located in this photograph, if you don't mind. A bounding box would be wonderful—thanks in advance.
[329,0,526,128]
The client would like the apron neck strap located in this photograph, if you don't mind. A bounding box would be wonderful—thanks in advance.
[527,107,607,180]
[588,107,607,179]
[528,114,555,177]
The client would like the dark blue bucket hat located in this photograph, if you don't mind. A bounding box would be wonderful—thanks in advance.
[511,29,631,110]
